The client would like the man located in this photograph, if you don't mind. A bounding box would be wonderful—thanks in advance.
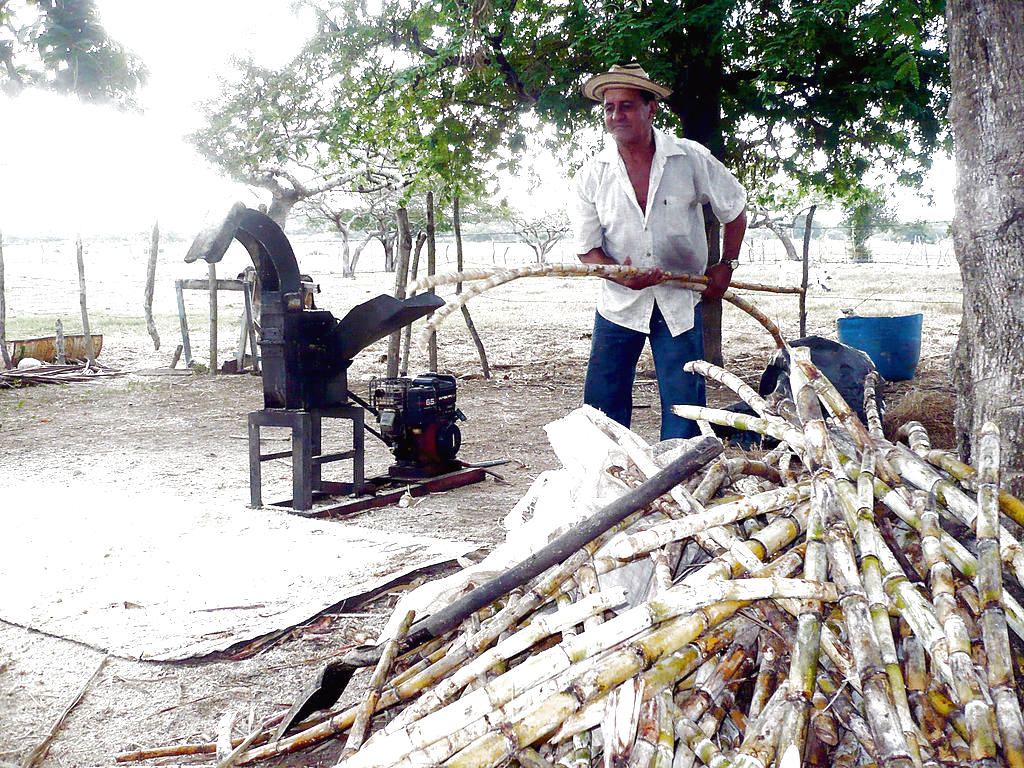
[569,63,747,440]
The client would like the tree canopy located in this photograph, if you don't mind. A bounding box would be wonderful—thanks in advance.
[297,0,949,200]
[192,0,949,229]
[0,0,146,107]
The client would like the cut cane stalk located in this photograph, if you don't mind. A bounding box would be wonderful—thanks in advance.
[923,448,1024,529]
[775,472,830,759]
[863,371,886,441]
[975,423,1024,768]
[917,487,999,766]
[820,474,914,766]
[604,484,810,560]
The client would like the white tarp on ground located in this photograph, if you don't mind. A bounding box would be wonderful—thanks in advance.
[0,481,469,660]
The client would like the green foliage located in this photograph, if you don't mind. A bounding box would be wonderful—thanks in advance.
[0,0,146,107]
[193,0,949,230]
[842,187,898,262]
[300,0,948,200]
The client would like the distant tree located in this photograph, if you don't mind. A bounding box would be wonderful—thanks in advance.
[948,0,1024,495]
[190,35,408,227]
[842,188,898,263]
[0,0,145,107]
[506,210,570,263]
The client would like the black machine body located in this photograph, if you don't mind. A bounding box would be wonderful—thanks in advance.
[370,373,466,477]
[185,205,443,411]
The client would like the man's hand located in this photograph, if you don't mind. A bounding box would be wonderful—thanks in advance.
[579,249,667,290]
[610,259,668,290]
[702,261,734,301]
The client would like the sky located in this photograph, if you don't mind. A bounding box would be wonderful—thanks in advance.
[0,1,316,237]
[0,2,955,238]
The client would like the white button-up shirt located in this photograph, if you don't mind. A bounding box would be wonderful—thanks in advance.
[569,128,747,336]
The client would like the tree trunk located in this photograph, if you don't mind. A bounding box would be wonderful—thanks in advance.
[948,0,1024,495]
[266,195,296,228]
[454,197,490,378]
[701,205,724,368]
[382,231,396,273]
[401,233,427,376]
[144,220,161,350]
[0,228,11,369]
[386,207,413,378]
[800,206,816,338]
[426,191,438,373]
[76,237,97,366]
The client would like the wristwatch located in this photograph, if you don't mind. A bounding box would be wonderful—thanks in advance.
[720,259,738,271]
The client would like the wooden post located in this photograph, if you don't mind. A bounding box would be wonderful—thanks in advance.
[208,262,218,374]
[799,205,816,338]
[0,227,11,369]
[144,220,161,350]
[55,319,66,365]
[76,237,97,366]
[426,191,438,373]
[237,303,249,370]
[176,280,193,366]
[454,197,490,378]
[243,272,259,373]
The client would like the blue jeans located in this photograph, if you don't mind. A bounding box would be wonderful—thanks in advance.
[583,304,706,440]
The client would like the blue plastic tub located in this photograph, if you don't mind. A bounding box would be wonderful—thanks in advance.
[837,314,923,381]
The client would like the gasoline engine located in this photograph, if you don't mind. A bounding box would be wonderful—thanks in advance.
[370,374,466,477]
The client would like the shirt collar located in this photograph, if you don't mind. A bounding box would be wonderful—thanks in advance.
[597,126,688,164]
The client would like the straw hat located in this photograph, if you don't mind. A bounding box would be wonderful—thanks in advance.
[582,63,672,101]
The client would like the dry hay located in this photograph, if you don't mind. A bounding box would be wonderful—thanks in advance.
[883,365,957,450]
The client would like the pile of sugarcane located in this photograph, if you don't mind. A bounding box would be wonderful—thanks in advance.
[119,269,1024,767]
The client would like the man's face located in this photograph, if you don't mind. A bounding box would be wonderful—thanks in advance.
[602,87,656,146]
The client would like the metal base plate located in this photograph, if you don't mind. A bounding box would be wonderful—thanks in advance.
[269,465,486,518]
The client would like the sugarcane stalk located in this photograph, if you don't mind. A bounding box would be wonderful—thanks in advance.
[431,601,751,768]
[586,408,809,589]
[383,587,627,734]
[415,268,788,353]
[840,454,1024,642]
[551,618,743,744]
[381,500,658,725]
[604,484,810,560]
[747,636,784,722]
[820,472,913,766]
[897,421,931,457]
[726,679,791,768]
[815,661,883,763]
[916,488,999,766]
[863,371,885,441]
[885,442,1024,590]
[775,472,829,759]
[407,264,800,296]
[683,359,778,420]
[651,690,675,768]
[786,346,828,471]
[923,449,1024,529]
[342,610,416,758]
[346,572,831,768]
[852,450,924,766]
[975,423,1024,767]
[401,549,814,768]
[672,405,806,453]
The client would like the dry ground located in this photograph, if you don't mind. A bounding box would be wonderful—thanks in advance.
[0,236,961,767]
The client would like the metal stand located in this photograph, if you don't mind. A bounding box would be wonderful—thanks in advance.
[248,406,365,511]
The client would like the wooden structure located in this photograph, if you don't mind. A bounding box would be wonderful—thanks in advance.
[175,272,259,373]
